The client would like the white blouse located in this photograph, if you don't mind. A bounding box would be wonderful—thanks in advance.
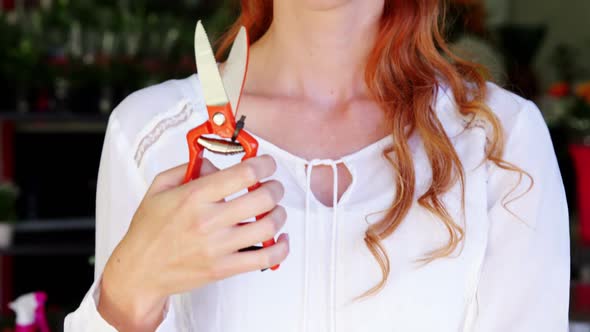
[64,74,570,332]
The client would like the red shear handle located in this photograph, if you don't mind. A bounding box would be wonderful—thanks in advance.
[238,131,280,271]
[247,182,280,270]
[183,124,279,270]
[183,122,210,184]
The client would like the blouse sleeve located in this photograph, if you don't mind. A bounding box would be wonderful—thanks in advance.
[469,100,571,331]
[63,111,178,331]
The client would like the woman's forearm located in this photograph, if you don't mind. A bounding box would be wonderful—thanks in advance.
[97,246,169,332]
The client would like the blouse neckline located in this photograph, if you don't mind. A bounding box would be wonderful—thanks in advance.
[244,128,394,167]
[187,73,456,169]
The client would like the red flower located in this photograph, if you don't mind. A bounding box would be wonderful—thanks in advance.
[548,82,571,98]
[575,82,590,104]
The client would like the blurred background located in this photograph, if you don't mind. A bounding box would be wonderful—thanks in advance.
[0,0,589,331]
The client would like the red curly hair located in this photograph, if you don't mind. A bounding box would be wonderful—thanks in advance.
[215,0,530,300]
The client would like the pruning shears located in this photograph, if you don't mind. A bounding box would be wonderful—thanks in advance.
[183,21,279,271]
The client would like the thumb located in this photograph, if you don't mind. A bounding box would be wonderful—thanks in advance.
[147,158,219,195]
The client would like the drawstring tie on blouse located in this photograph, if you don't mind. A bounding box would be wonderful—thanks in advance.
[301,158,344,332]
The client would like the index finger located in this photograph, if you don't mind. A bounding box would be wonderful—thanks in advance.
[179,154,277,203]
[147,158,219,196]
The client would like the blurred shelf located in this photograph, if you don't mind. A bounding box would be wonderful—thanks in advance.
[0,244,93,256]
[0,112,109,133]
[572,245,590,266]
[0,219,95,256]
[14,218,95,233]
[571,312,590,323]
[0,111,109,122]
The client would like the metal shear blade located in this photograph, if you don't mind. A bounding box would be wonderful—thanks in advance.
[197,137,245,155]
[195,21,248,115]
[194,21,229,107]
[222,26,248,115]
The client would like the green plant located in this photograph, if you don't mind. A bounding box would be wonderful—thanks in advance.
[0,183,19,222]
[542,44,590,143]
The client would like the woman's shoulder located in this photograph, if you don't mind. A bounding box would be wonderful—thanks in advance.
[482,81,543,133]
[438,80,547,143]
[108,74,207,147]
[481,83,552,160]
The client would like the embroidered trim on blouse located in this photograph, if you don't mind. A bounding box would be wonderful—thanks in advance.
[134,100,194,167]
[462,117,488,131]
[461,116,492,151]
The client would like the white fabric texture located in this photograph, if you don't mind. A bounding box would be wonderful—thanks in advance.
[64,74,570,332]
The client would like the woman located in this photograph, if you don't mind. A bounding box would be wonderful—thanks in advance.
[64,0,570,331]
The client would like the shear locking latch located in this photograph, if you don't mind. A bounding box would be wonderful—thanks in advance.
[231,115,246,142]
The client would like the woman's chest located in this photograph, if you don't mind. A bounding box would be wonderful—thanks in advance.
[179,156,490,332]
[182,183,489,332]
[138,108,491,331]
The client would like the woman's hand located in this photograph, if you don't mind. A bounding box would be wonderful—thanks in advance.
[97,155,290,332]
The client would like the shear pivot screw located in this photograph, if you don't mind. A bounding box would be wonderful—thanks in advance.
[213,112,226,126]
